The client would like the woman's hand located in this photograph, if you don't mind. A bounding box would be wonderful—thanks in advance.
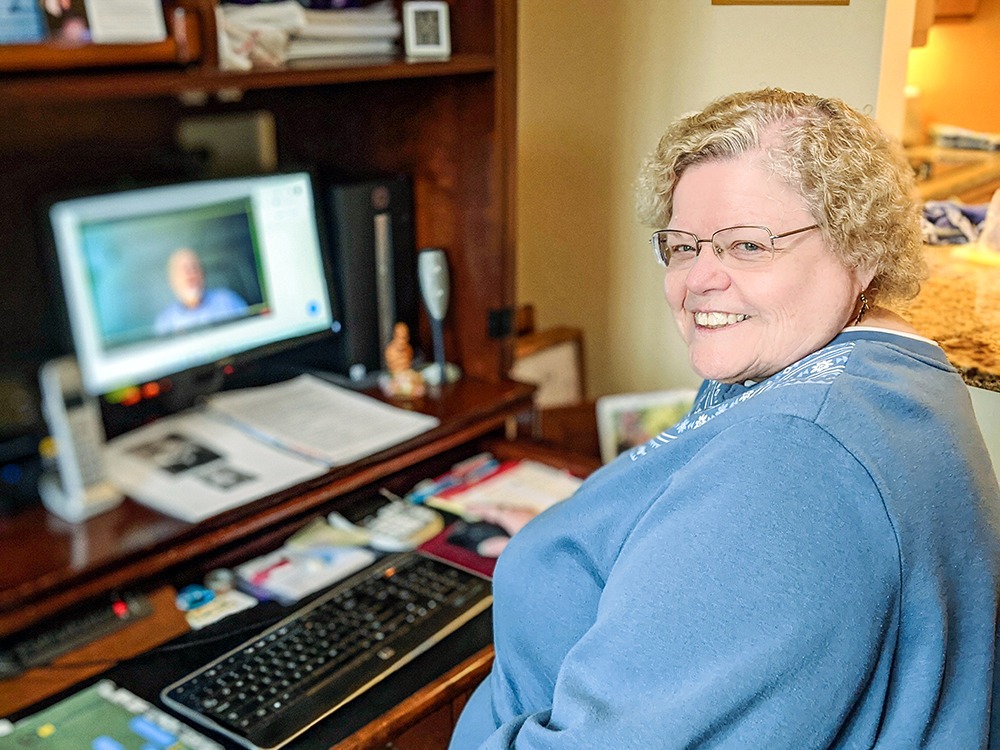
[473,505,537,537]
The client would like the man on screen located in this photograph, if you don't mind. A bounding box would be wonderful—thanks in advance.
[153,247,248,336]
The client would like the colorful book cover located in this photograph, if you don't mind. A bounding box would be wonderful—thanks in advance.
[0,0,48,44]
[419,521,507,578]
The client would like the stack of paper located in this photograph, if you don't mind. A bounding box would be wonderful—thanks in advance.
[206,375,439,466]
[236,545,376,605]
[289,2,401,60]
[217,0,401,68]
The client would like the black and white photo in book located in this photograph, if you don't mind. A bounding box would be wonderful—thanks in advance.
[402,0,450,60]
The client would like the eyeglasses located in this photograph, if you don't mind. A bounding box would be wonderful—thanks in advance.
[650,223,820,270]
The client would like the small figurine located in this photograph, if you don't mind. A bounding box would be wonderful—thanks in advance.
[379,322,426,399]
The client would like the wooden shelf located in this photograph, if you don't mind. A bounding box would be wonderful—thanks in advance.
[0,3,203,73]
[1,3,517,744]
[0,52,495,102]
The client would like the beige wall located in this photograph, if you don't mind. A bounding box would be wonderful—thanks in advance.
[516,0,911,398]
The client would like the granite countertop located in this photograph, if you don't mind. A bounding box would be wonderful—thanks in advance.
[902,244,1000,392]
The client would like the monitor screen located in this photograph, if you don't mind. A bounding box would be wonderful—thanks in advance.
[48,171,336,396]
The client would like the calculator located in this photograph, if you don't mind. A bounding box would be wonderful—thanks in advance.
[329,500,444,552]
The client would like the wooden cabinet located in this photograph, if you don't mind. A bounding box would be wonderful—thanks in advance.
[935,0,979,19]
[913,0,978,46]
[913,0,936,47]
[0,2,521,746]
[0,0,518,386]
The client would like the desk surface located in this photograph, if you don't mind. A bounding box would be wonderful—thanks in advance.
[0,376,534,640]
[0,376,602,747]
[1,580,496,749]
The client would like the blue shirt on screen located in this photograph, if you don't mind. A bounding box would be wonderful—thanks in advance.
[153,288,248,336]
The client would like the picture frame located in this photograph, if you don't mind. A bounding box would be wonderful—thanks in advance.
[402,1,451,61]
[595,389,697,464]
[510,326,585,410]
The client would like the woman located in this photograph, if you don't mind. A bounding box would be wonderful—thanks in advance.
[449,89,1000,748]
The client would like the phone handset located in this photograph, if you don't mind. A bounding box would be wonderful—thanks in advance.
[37,356,123,523]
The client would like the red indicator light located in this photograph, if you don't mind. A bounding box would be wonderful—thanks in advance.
[112,599,129,618]
[120,388,142,406]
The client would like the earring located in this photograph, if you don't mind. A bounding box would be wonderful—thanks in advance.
[854,292,869,326]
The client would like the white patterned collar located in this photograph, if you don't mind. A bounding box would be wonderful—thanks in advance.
[628,340,856,461]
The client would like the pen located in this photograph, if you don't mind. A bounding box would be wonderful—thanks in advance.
[249,556,292,586]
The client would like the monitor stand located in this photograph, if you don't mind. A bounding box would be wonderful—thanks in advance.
[161,364,226,414]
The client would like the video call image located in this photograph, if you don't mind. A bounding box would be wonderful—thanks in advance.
[77,198,268,350]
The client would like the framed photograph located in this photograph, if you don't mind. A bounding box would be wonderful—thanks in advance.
[595,389,697,464]
[402,1,451,61]
[511,326,584,410]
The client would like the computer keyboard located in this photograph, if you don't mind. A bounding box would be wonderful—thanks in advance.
[161,551,492,750]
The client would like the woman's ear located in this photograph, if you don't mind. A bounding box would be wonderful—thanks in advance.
[854,262,877,294]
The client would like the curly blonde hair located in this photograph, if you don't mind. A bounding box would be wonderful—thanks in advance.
[636,88,926,305]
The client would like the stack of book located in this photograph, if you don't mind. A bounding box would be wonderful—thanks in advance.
[289,1,402,62]
[218,0,400,68]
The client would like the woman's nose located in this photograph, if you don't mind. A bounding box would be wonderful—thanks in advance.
[683,243,731,293]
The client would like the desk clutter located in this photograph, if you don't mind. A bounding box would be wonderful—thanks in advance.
[1,451,580,749]
[173,452,582,627]
[163,551,491,750]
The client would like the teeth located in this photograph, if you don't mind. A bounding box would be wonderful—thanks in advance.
[694,312,748,328]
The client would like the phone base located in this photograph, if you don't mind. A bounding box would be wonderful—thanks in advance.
[420,362,461,386]
[38,472,124,523]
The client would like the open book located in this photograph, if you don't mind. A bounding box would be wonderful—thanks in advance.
[106,375,439,522]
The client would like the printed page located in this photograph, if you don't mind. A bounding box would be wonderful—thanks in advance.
[427,460,583,518]
[206,374,440,466]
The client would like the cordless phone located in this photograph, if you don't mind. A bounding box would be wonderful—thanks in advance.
[37,356,123,522]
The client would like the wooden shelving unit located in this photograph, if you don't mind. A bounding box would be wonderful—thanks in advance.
[1,0,516,384]
[0,2,522,746]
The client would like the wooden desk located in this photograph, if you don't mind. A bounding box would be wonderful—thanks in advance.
[0,0,523,742]
[0,380,601,748]
[0,584,189,716]
[0,377,533,640]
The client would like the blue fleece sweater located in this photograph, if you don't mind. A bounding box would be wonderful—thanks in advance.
[450,329,1000,749]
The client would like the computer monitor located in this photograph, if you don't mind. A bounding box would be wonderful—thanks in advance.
[47,171,338,398]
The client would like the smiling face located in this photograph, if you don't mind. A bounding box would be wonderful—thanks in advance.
[664,153,872,384]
